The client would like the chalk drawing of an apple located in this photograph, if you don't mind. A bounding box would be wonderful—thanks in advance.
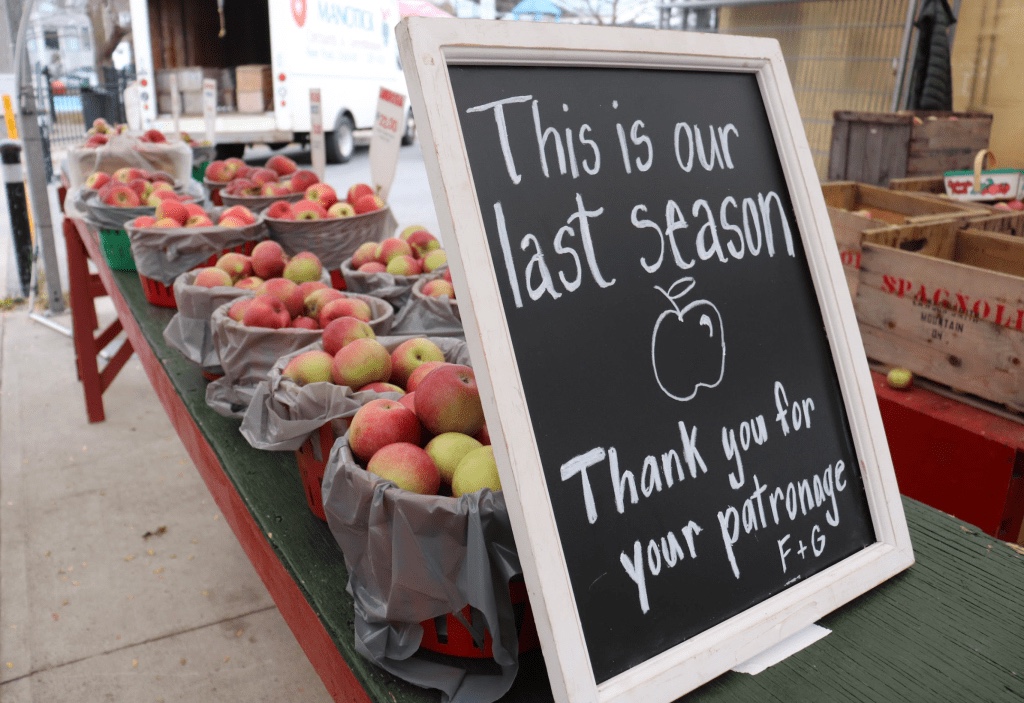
[651,277,725,402]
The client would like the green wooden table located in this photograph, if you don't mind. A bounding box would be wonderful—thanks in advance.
[67,216,1024,702]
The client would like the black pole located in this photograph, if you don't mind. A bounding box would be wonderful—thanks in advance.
[0,139,32,297]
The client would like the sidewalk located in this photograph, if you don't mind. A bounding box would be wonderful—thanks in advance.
[0,302,332,701]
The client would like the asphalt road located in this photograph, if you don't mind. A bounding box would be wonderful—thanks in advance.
[244,141,444,243]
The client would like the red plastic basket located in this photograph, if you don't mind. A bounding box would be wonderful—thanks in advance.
[295,423,335,521]
[138,239,262,309]
[419,578,540,658]
[329,268,348,291]
[201,369,223,382]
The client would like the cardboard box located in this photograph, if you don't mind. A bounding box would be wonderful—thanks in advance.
[177,66,221,92]
[237,90,269,114]
[856,225,1024,412]
[235,65,271,94]
[828,111,993,187]
[822,181,983,296]
[181,90,204,115]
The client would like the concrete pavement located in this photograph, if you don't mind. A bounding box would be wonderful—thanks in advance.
[0,141,443,702]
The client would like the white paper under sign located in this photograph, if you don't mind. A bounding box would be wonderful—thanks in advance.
[309,88,326,181]
[369,87,405,200]
[169,74,181,136]
[202,78,217,145]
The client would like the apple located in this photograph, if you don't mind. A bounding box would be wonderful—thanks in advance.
[389,337,445,387]
[293,199,329,221]
[186,214,214,227]
[353,193,384,214]
[152,217,180,228]
[290,170,320,193]
[249,167,279,186]
[1007,199,1024,211]
[305,183,338,209]
[327,202,356,218]
[358,262,387,273]
[297,281,328,299]
[318,297,372,328]
[421,279,455,299]
[886,367,913,390]
[282,350,334,385]
[386,255,422,276]
[322,316,375,356]
[85,171,111,189]
[351,242,379,269]
[425,432,482,485]
[652,277,724,402]
[405,361,446,392]
[398,392,416,413]
[193,267,233,288]
[415,364,484,436]
[257,278,303,318]
[219,216,249,228]
[399,225,428,241]
[367,443,440,495]
[283,251,323,284]
[215,252,252,281]
[407,230,440,258]
[132,216,157,228]
[102,185,141,207]
[451,446,501,497]
[375,239,412,265]
[155,199,189,225]
[359,381,405,394]
[347,398,422,462]
[242,294,292,329]
[220,205,257,225]
[251,240,289,279]
[304,288,345,317]
[346,183,374,203]
[331,338,392,388]
[266,154,298,176]
[228,298,255,322]
[266,200,294,220]
[234,276,264,291]
[291,316,319,329]
[142,128,167,143]
[422,249,448,273]
[474,423,491,446]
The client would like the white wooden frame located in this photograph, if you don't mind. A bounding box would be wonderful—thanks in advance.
[397,18,914,703]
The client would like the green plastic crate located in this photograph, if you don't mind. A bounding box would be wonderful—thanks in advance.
[192,161,210,183]
[99,229,136,271]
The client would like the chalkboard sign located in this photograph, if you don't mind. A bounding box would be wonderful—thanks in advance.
[399,20,914,703]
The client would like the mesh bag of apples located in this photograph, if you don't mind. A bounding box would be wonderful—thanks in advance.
[204,247,395,418]
[316,351,522,701]
[241,335,470,452]
[126,204,267,285]
[67,124,194,189]
[339,225,450,309]
[262,181,399,276]
[390,272,462,338]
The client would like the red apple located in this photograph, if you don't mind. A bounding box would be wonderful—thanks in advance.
[353,193,384,214]
[347,398,422,462]
[322,316,375,356]
[346,183,374,203]
[234,276,264,291]
[251,240,288,279]
[257,277,303,318]
[331,338,393,389]
[415,364,484,436]
[421,279,455,299]
[375,238,412,265]
[293,199,329,221]
[193,267,233,288]
[318,297,372,328]
[289,170,319,193]
[405,361,446,392]
[304,288,345,317]
[327,202,355,218]
[407,230,440,258]
[389,337,445,387]
[283,251,323,284]
[228,298,256,322]
[305,183,338,209]
[359,382,405,394]
[351,242,379,269]
[266,154,298,176]
[358,262,387,273]
[367,442,440,495]
[242,294,292,329]
[291,316,319,330]
[266,200,294,220]
[215,252,252,281]
[85,171,111,189]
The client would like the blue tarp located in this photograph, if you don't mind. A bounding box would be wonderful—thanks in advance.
[510,0,561,20]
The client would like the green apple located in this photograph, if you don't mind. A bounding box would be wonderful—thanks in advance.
[451,446,501,497]
[425,432,482,485]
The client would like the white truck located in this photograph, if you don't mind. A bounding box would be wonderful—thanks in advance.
[127,0,415,162]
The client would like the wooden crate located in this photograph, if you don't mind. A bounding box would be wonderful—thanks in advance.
[829,111,992,186]
[889,175,995,215]
[823,181,982,296]
[856,225,1024,412]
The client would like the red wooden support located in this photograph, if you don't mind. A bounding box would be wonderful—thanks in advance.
[63,217,134,423]
[873,372,1024,542]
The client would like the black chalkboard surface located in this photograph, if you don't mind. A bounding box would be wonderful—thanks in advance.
[399,19,913,703]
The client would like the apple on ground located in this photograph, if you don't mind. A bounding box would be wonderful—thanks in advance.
[322,316,375,356]
[283,251,323,284]
[405,361,446,392]
[415,364,484,436]
[451,446,501,497]
[425,432,482,485]
[283,350,334,385]
[421,279,455,299]
[422,249,448,273]
[389,337,445,387]
[367,443,440,495]
[347,398,422,462]
[251,240,289,279]
[193,267,234,288]
[328,202,356,218]
[331,338,392,389]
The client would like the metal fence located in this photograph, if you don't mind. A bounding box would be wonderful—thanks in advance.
[657,0,919,178]
[32,66,134,181]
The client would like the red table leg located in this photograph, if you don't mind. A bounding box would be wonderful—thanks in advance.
[63,217,134,423]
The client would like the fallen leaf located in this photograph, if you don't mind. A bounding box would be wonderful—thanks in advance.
[153,567,164,575]
[146,549,155,557]
[190,538,199,545]
[235,629,244,638]
[124,554,136,562]
[187,555,195,561]
[142,526,167,540]
[201,590,209,597]
[223,656,230,663]
[71,581,80,587]
[179,658,187,666]
[131,659,138,668]
[5,662,12,669]
[51,613,59,621]
[44,551,51,557]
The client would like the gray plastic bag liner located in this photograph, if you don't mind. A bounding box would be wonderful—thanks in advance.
[339,256,434,310]
[66,134,193,189]
[391,275,463,338]
[266,207,398,272]
[206,293,396,418]
[322,435,523,703]
[241,336,470,452]
[162,270,251,372]
[127,213,268,285]
[218,189,304,211]
[75,180,206,230]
